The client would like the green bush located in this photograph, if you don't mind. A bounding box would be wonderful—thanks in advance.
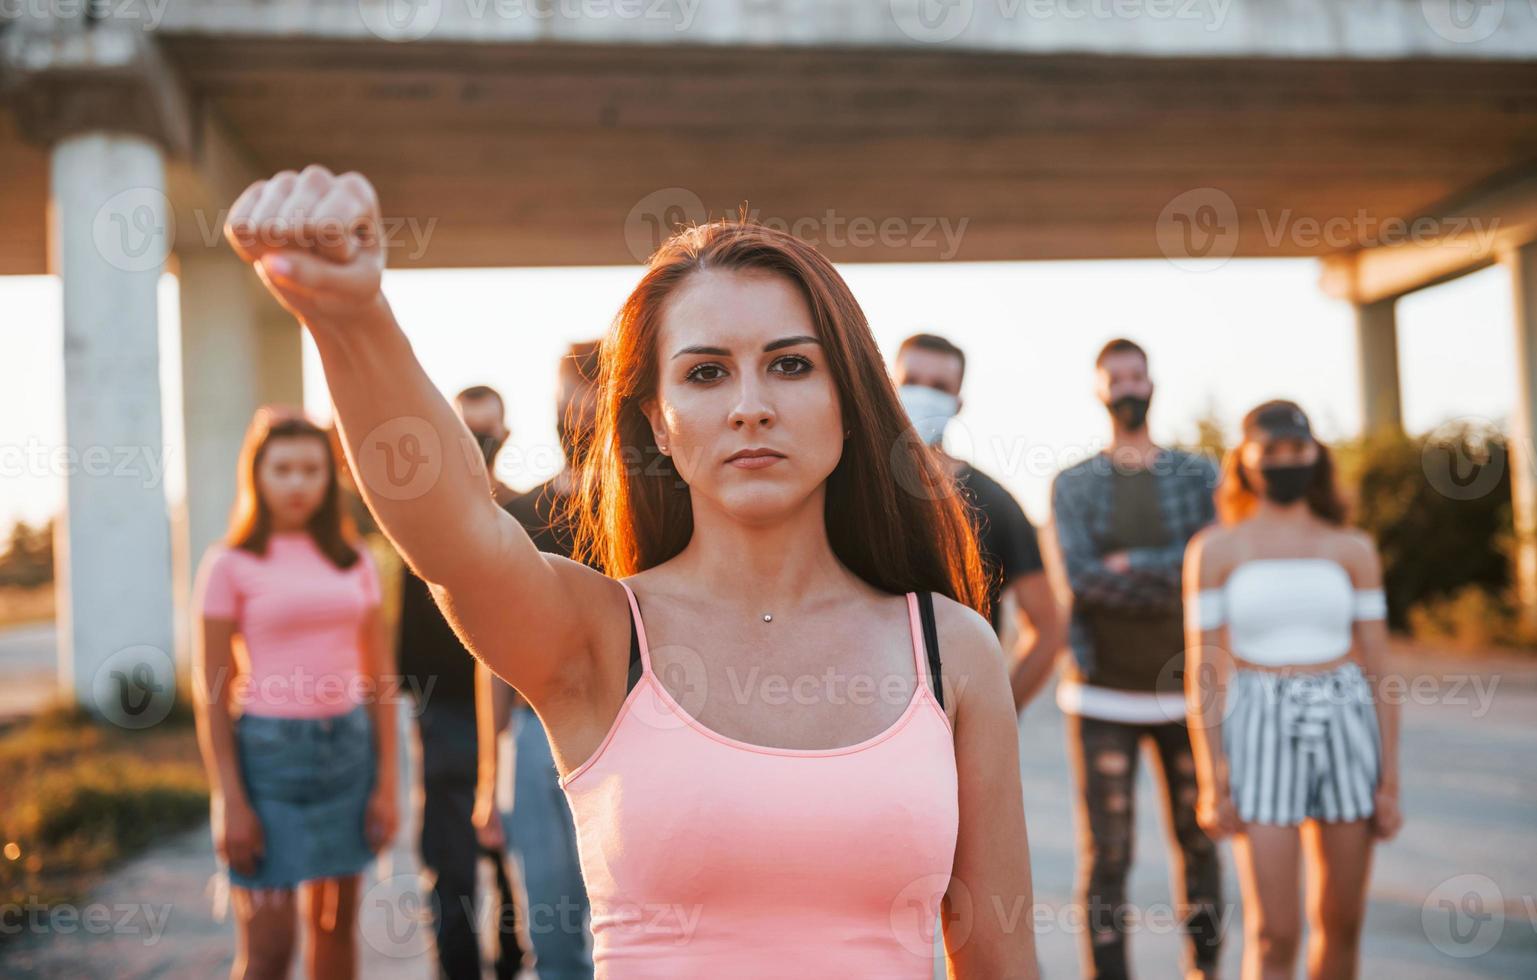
[1340,421,1515,638]
[1407,583,1537,651]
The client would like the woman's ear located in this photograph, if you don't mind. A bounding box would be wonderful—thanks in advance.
[640,397,669,455]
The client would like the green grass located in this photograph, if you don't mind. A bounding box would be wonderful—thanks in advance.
[0,697,208,936]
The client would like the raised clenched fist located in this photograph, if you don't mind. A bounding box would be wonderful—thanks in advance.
[223,165,385,327]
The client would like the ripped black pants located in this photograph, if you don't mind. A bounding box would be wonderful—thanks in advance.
[1066,714,1223,980]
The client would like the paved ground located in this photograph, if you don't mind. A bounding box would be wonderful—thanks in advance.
[1,624,1534,978]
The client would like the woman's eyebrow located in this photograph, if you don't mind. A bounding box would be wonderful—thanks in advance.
[763,335,820,352]
[671,336,820,359]
[670,345,728,360]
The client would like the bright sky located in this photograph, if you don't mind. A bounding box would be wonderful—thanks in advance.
[0,258,1514,533]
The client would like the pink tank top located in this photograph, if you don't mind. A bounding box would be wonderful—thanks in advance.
[558,583,960,978]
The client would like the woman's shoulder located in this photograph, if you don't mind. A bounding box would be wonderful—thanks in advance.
[197,541,245,575]
[921,593,1007,730]
[925,592,1000,670]
[194,543,248,617]
[1319,525,1380,582]
[1185,521,1239,578]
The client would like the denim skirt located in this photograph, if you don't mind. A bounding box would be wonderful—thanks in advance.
[230,705,377,889]
[1223,660,1381,826]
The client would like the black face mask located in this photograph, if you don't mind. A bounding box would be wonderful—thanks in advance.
[1107,394,1151,432]
[1258,462,1314,504]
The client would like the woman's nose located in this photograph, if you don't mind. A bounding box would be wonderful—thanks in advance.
[728,383,775,429]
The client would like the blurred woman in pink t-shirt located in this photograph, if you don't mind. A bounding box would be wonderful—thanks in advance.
[191,406,398,980]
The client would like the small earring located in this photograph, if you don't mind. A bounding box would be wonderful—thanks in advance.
[844,428,852,439]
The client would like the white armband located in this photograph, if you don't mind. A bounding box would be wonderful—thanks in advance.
[1353,588,1387,621]
[1186,588,1227,631]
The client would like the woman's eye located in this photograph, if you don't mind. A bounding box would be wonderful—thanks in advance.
[771,355,813,377]
[685,363,726,383]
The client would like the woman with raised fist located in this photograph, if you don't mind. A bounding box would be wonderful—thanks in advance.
[224,164,1038,979]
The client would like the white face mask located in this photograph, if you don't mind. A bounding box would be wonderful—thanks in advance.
[897,384,960,447]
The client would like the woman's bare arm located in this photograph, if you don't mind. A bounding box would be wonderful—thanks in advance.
[1182,528,1238,836]
[192,615,245,806]
[192,613,265,876]
[1346,530,1402,838]
[473,660,516,848]
[937,599,1039,979]
[222,166,615,703]
[359,601,400,850]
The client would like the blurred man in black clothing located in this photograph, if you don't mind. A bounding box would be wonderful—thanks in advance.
[893,332,1066,713]
[473,342,601,980]
[396,385,517,979]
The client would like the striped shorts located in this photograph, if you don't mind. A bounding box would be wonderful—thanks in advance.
[1223,660,1381,826]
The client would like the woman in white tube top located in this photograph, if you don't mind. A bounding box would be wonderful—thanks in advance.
[1182,399,1401,980]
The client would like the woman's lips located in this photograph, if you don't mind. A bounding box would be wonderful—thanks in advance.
[726,450,786,470]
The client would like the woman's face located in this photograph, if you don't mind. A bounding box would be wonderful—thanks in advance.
[1239,434,1319,476]
[257,435,331,529]
[643,268,845,525]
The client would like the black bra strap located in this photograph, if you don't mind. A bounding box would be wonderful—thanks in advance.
[916,591,944,710]
[624,596,643,695]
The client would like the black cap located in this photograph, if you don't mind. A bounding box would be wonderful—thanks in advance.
[1244,401,1313,442]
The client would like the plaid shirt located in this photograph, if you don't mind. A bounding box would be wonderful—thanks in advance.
[1049,448,1219,674]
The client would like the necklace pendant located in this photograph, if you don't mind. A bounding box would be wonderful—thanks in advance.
[762,613,773,623]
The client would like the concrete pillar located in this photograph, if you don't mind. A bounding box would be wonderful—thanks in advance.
[1507,240,1537,632]
[173,252,304,658]
[49,132,177,723]
[1355,297,1404,439]
[257,309,305,408]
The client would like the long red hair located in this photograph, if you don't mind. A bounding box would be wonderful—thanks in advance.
[567,220,988,614]
[225,406,363,569]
